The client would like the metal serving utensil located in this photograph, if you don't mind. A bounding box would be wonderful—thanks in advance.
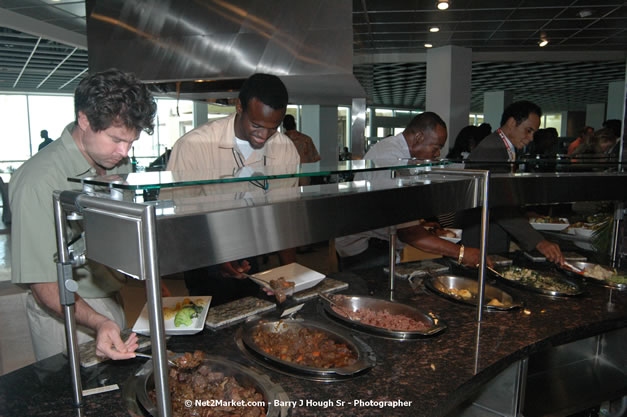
[134,352,178,367]
[317,293,360,321]
[563,261,584,274]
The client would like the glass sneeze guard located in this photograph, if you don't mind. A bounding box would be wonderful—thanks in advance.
[67,159,451,190]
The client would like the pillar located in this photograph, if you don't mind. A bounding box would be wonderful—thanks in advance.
[301,105,338,163]
[606,80,626,121]
[585,103,606,130]
[483,91,513,132]
[426,45,472,156]
[193,101,208,128]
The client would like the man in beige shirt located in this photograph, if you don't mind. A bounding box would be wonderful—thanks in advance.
[165,73,300,304]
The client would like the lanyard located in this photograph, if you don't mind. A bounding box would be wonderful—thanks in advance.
[496,128,516,161]
[231,148,268,190]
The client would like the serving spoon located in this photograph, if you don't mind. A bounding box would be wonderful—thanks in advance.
[134,352,177,367]
[318,293,360,321]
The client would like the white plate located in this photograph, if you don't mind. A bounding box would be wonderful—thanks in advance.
[132,296,211,336]
[573,227,595,239]
[250,262,325,293]
[529,218,569,231]
[440,228,462,243]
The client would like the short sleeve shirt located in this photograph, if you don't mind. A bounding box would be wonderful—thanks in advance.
[162,113,300,200]
[10,123,129,298]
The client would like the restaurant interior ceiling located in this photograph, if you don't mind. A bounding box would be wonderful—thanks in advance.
[0,0,626,113]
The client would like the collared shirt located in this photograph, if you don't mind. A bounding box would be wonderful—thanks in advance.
[10,123,130,297]
[335,133,409,258]
[163,113,300,200]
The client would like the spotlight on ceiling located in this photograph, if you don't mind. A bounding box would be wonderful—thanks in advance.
[576,9,593,18]
[425,43,433,48]
[437,1,449,11]
[429,26,440,32]
[538,38,549,47]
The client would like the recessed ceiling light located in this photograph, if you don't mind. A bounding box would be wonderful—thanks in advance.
[437,1,449,11]
[425,43,433,48]
[577,9,593,18]
[429,27,440,33]
[538,39,549,47]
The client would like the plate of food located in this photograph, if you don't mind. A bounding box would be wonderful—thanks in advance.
[421,221,462,243]
[562,262,627,291]
[528,216,569,231]
[249,263,325,298]
[489,266,583,297]
[132,296,211,336]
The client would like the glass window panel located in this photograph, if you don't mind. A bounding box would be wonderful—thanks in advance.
[375,109,393,117]
[0,95,29,165]
[544,114,562,136]
[28,95,75,155]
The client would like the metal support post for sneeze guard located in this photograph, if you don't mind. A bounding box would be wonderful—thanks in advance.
[53,192,83,407]
[54,191,172,417]
[476,171,490,323]
[389,226,397,295]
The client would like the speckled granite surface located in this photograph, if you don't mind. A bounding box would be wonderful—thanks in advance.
[0,267,625,417]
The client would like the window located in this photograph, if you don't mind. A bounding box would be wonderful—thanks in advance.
[542,114,562,136]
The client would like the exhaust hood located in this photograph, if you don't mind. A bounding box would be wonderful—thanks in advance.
[85,0,365,105]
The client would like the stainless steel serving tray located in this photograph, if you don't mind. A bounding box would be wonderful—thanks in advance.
[320,295,446,340]
[489,265,584,297]
[135,354,289,417]
[240,319,375,380]
[561,262,627,291]
[425,275,522,310]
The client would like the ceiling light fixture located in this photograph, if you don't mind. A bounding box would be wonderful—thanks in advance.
[425,43,433,48]
[576,9,593,18]
[429,26,440,32]
[437,1,449,11]
[538,38,549,47]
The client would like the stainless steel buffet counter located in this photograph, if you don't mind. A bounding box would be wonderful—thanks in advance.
[54,162,626,417]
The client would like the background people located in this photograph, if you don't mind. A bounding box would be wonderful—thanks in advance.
[10,69,157,361]
[463,101,564,265]
[38,129,53,150]
[336,112,488,271]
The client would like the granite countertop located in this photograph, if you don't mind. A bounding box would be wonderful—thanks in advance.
[0,266,625,417]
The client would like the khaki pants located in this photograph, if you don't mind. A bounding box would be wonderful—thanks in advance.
[25,292,125,361]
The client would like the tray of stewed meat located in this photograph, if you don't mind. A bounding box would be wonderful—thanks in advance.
[240,319,375,380]
[136,350,289,417]
[319,294,446,340]
[488,265,584,297]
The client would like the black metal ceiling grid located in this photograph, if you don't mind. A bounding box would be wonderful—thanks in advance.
[0,0,626,112]
[354,60,626,112]
[353,0,627,53]
[0,28,87,92]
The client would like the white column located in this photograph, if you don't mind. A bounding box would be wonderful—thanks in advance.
[301,105,338,163]
[193,101,208,128]
[426,45,472,156]
[606,80,626,121]
[559,111,569,137]
[585,103,606,130]
[483,91,513,131]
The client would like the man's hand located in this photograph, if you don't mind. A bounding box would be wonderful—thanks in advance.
[219,260,251,279]
[462,247,494,268]
[536,240,564,265]
[94,319,139,360]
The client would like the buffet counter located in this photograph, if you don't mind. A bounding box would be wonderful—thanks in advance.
[1,266,625,417]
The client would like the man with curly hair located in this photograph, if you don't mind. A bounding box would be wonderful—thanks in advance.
[10,69,157,361]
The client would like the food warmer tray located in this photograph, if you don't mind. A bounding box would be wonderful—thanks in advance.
[561,262,627,291]
[319,295,446,340]
[135,354,289,417]
[238,319,376,381]
[488,265,584,297]
[425,275,522,311]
